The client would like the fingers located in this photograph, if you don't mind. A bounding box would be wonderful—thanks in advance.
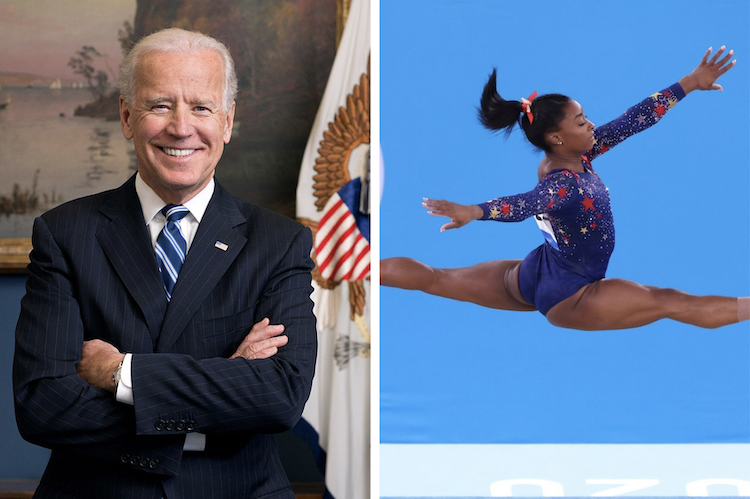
[231,334,288,360]
[248,317,285,337]
[720,59,736,75]
[230,318,288,360]
[423,197,461,217]
[717,57,736,79]
[422,197,449,214]
[708,45,724,64]
[689,45,736,92]
[424,197,471,231]
[717,48,734,67]
[705,45,735,70]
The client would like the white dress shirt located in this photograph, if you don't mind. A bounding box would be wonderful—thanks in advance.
[115,173,215,451]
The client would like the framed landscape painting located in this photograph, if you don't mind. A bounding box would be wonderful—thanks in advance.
[0,0,337,271]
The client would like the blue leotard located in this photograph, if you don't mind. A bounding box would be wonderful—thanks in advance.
[478,83,686,315]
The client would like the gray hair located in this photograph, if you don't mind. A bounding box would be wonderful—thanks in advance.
[118,28,238,113]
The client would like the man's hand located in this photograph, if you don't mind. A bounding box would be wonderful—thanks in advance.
[680,45,736,94]
[78,339,125,393]
[230,318,288,360]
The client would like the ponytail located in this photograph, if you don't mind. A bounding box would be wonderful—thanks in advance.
[478,69,523,135]
[478,68,571,153]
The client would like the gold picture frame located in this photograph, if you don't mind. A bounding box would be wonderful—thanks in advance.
[0,238,33,273]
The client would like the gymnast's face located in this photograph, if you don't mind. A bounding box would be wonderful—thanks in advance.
[549,100,596,154]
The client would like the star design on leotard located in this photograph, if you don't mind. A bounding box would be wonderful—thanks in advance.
[654,103,667,117]
[489,206,502,219]
[501,203,512,216]
[578,187,584,195]
[580,227,588,234]
[581,196,595,211]
[636,114,647,125]
[557,187,568,198]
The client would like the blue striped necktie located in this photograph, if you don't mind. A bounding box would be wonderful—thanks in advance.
[155,204,189,301]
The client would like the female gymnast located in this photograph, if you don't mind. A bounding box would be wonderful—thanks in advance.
[381,46,750,330]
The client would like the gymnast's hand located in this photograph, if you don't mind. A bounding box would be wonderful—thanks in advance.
[423,197,483,232]
[679,45,735,93]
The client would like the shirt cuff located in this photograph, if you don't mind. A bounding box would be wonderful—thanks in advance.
[115,353,205,451]
[184,433,206,452]
[115,353,134,405]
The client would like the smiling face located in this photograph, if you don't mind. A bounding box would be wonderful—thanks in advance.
[120,49,235,204]
[548,100,595,154]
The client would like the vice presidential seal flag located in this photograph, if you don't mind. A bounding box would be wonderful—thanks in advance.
[316,177,370,282]
[295,0,370,497]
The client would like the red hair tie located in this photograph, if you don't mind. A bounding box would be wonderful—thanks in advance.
[520,91,538,124]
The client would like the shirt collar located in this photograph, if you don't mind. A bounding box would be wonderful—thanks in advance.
[135,173,215,224]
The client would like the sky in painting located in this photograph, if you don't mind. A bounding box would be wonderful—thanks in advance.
[0,0,136,80]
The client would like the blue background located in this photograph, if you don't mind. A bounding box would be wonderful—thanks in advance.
[380,0,750,444]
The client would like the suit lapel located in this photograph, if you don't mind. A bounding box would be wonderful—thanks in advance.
[156,183,248,353]
[96,176,167,343]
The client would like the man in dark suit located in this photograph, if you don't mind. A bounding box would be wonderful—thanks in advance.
[14,28,317,499]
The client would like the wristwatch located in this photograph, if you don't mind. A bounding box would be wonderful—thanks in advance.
[113,357,124,391]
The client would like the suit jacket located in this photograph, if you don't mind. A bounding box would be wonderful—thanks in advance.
[14,175,317,499]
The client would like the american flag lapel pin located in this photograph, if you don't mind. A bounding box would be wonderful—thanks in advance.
[214,241,229,252]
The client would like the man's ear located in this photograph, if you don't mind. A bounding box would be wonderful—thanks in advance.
[223,101,236,144]
[120,96,134,140]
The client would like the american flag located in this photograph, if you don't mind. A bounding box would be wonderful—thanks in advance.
[315,177,370,281]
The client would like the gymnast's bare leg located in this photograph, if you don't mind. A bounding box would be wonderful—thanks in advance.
[547,278,748,330]
[382,257,749,329]
[381,257,535,312]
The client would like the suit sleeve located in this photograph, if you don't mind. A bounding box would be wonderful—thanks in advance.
[13,216,184,476]
[130,225,317,437]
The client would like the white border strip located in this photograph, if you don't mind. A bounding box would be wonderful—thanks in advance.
[380,444,750,497]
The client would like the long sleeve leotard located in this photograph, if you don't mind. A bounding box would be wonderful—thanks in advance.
[477,83,686,314]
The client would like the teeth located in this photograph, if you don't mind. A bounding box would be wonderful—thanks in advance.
[163,147,196,157]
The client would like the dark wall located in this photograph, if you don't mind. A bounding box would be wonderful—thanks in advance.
[0,275,50,478]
